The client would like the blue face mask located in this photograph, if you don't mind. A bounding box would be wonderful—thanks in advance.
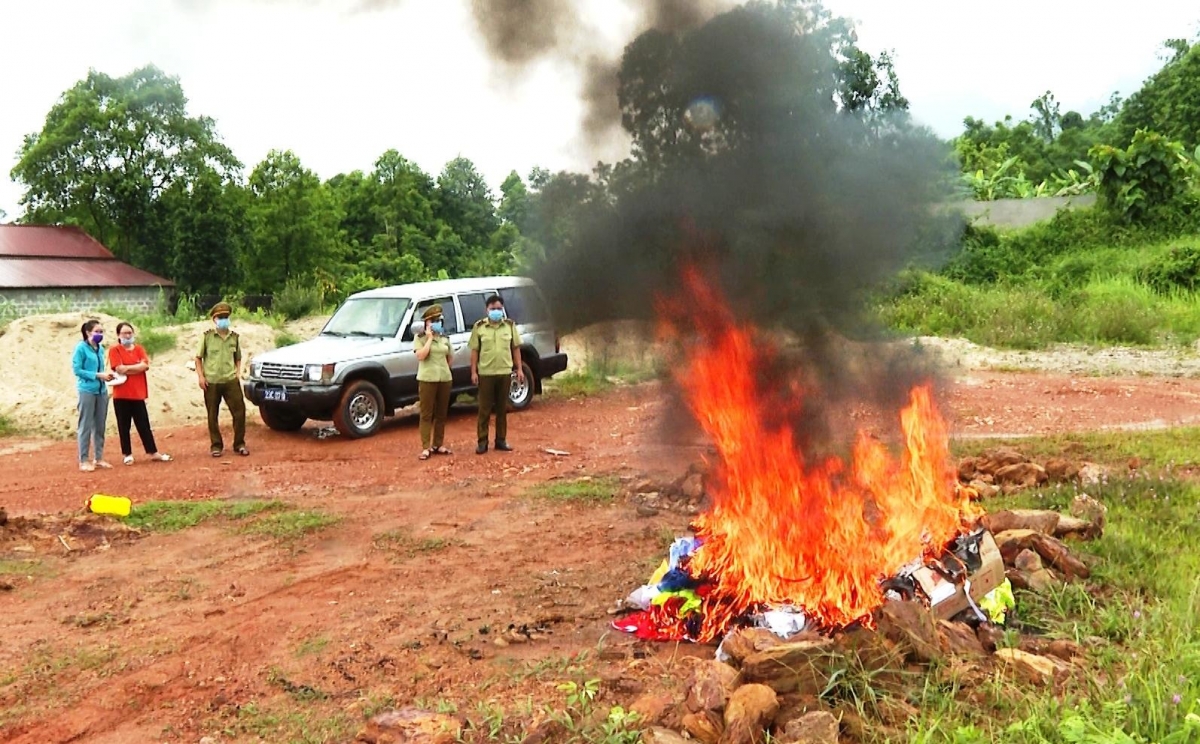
[430,321,444,334]
[215,317,231,331]
[487,309,504,323]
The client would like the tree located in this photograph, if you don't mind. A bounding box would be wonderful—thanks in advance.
[435,157,499,269]
[1116,39,1200,150]
[164,170,249,295]
[243,150,342,293]
[1030,91,1062,143]
[498,171,531,229]
[11,66,238,265]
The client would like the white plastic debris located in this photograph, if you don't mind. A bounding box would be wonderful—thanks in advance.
[625,584,659,611]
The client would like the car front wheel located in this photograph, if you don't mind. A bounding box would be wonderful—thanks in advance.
[259,406,306,432]
[333,380,384,438]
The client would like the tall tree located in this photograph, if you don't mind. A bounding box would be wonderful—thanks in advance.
[243,150,341,293]
[11,66,238,264]
[1116,39,1200,150]
[435,157,499,258]
[164,170,249,295]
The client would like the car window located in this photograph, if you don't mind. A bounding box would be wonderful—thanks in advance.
[323,298,411,337]
[457,292,490,327]
[498,286,550,324]
[406,297,462,340]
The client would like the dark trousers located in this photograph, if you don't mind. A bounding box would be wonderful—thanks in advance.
[418,380,451,449]
[114,399,158,456]
[476,374,511,444]
[204,380,246,451]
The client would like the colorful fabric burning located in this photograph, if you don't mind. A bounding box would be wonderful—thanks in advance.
[614,270,1000,643]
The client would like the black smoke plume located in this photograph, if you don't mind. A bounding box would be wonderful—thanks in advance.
[528,2,958,451]
[468,0,732,148]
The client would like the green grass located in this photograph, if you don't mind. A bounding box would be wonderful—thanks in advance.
[548,360,660,398]
[137,328,176,357]
[294,636,329,658]
[903,427,1200,742]
[954,427,1200,472]
[0,559,50,578]
[371,528,460,559]
[238,510,340,541]
[0,413,18,437]
[881,272,1200,349]
[274,331,301,348]
[123,499,285,532]
[528,476,621,505]
[881,227,1200,349]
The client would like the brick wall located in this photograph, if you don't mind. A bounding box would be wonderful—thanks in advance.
[0,287,168,316]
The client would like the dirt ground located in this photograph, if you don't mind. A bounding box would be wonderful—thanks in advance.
[3,370,1200,743]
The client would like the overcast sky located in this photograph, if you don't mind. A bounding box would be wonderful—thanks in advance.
[1,0,1196,219]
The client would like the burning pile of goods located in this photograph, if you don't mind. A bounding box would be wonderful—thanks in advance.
[609,272,1104,744]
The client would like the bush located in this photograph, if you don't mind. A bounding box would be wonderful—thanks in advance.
[274,332,301,348]
[1142,243,1200,293]
[139,329,177,357]
[272,280,324,320]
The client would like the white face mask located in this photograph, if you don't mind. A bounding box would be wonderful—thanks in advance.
[120,336,136,348]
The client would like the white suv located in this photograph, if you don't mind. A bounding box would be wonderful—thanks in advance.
[243,276,568,438]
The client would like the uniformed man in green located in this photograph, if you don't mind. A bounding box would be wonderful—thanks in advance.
[195,302,248,457]
[469,294,523,454]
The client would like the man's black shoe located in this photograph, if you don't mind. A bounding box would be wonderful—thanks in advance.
[476,442,489,455]
[495,441,513,452]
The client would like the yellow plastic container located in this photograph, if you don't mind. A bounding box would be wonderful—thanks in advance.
[88,494,132,518]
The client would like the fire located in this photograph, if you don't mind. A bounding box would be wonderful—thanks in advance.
[656,268,977,640]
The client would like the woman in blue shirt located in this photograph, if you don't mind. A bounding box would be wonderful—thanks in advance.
[72,320,115,472]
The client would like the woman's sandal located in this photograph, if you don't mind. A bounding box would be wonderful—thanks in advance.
[433,447,453,456]
[418,449,432,460]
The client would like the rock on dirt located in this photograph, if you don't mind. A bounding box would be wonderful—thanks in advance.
[937,620,987,659]
[1071,494,1108,534]
[682,710,724,744]
[686,660,742,713]
[994,649,1070,686]
[355,708,462,744]
[982,509,1061,536]
[642,728,690,744]
[993,462,1048,488]
[631,693,677,727]
[739,636,837,694]
[719,627,785,666]
[779,710,839,744]
[876,600,940,664]
[720,684,779,744]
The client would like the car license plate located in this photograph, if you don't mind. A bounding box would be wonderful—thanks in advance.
[263,387,288,403]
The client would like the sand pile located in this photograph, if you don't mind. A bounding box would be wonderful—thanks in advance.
[0,313,328,436]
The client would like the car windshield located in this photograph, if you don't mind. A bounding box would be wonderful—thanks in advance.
[322,298,410,337]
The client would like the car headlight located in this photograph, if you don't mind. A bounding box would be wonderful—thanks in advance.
[250,360,263,378]
[305,364,335,383]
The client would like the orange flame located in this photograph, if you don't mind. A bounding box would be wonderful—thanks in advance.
[658,268,976,640]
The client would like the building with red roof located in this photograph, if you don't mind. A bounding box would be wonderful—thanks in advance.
[0,224,173,315]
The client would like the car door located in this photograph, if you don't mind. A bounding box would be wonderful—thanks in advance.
[452,290,494,388]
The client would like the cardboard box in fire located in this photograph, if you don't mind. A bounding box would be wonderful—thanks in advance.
[908,531,1004,621]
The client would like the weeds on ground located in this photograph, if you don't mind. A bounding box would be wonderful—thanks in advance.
[123,499,284,532]
[528,476,621,505]
[137,328,176,356]
[275,331,301,348]
[0,413,19,437]
[217,700,352,744]
[294,635,329,658]
[371,528,460,560]
[0,559,50,578]
[953,427,1200,473]
[903,429,1200,742]
[238,510,340,542]
[547,353,661,398]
